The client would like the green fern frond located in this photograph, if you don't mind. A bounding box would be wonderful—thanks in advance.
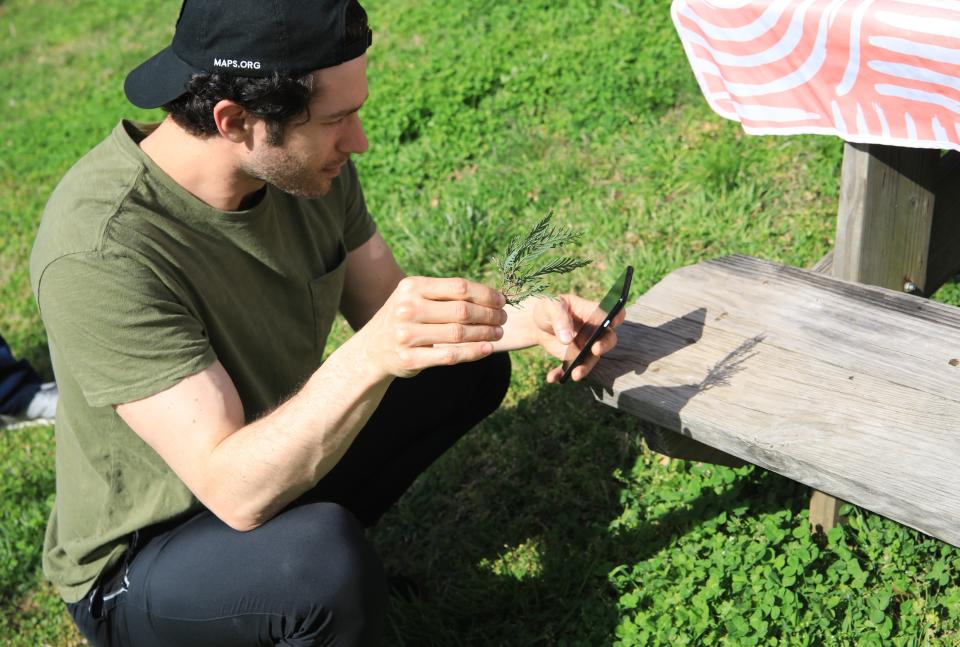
[527,256,593,280]
[493,213,592,305]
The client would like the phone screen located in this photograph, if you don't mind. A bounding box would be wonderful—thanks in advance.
[559,266,633,383]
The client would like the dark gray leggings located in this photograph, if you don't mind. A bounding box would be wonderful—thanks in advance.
[67,353,512,646]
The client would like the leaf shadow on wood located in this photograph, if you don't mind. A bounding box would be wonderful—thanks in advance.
[592,306,764,396]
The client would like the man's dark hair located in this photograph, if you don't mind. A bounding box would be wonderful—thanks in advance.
[163,72,316,146]
[159,1,370,146]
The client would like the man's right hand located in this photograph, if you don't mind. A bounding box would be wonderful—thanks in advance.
[357,276,507,379]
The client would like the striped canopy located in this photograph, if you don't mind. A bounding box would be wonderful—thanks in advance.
[672,0,960,151]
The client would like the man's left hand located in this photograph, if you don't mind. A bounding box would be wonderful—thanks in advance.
[530,295,625,384]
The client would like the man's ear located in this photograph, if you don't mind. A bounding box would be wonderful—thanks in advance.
[212,100,252,143]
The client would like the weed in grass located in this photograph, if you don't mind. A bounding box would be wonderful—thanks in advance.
[383,202,507,280]
[1,580,86,647]
[608,458,960,646]
[933,280,960,309]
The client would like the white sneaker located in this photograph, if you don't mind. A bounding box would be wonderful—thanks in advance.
[23,382,58,421]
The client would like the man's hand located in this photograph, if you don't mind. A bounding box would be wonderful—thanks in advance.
[533,295,625,384]
[356,276,508,379]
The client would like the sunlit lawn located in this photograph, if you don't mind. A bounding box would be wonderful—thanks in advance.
[2,0,959,645]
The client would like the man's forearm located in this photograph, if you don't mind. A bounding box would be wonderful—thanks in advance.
[202,330,393,531]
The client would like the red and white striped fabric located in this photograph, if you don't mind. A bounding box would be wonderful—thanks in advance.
[672,0,960,151]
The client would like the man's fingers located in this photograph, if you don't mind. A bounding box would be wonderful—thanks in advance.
[407,299,507,326]
[395,322,504,347]
[611,308,627,329]
[402,276,505,307]
[398,342,495,371]
[575,354,600,378]
[553,330,619,384]
[574,330,619,374]
[592,330,618,356]
[570,364,591,382]
[545,365,564,384]
[546,298,576,344]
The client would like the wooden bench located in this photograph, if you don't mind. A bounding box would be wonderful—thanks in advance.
[587,254,960,547]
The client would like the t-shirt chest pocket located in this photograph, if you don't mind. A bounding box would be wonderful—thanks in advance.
[308,241,348,354]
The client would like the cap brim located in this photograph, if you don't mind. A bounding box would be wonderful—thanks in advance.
[124,46,202,109]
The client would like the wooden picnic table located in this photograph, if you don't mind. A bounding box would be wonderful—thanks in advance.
[599,0,960,535]
[588,254,960,547]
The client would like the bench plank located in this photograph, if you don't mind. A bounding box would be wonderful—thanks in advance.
[588,255,960,546]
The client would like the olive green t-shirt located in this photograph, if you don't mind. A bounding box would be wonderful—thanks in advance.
[30,120,376,603]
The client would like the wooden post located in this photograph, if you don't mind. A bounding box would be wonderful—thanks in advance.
[833,143,938,291]
[809,490,842,533]
[809,143,939,533]
[925,152,960,294]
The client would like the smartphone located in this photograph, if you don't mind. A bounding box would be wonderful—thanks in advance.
[559,266,633,384]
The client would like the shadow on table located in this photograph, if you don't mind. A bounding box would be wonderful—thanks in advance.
[590,307,759,468]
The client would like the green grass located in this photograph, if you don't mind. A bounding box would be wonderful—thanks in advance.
[2,0,959,644]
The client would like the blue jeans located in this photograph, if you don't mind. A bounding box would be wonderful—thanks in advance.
[0,334,41,416]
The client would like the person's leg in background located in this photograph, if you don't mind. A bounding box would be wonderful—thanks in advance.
[0,333,57,422]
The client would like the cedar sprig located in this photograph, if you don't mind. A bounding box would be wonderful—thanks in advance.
[493,212,592,305]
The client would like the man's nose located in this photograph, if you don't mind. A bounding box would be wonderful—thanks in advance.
[339,113,368,155]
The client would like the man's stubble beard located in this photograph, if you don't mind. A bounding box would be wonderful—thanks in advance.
[241,146,334,200]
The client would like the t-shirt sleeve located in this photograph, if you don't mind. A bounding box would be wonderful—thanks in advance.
[36,252,217,408]
[340,159,377,251]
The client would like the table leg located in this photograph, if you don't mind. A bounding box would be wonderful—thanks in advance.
[834,142,938,291]
[807,260,846,533]
[809,490,843,533]
[926,151,960,293]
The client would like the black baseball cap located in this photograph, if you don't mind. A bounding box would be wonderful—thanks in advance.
[124,0,373,109]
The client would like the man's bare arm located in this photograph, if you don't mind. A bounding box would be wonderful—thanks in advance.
[116,346,391,532]
[116,262,506,532]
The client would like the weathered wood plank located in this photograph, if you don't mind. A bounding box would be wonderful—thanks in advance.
[650,256,960,406]
[810,146,947,528]
[588,255,960,546]
[821,147,952,528]
[834,143,938,293]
